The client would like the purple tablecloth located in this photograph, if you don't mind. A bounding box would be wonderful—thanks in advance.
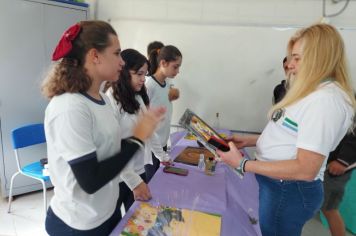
[110,131,262,236]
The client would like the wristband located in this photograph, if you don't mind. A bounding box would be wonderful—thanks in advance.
[234,157,248,176]
[241,159,248,173]
[128,136,145,149]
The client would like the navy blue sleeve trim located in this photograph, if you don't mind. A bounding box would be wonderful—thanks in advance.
[68,152,96,165]
[68,138,140,194]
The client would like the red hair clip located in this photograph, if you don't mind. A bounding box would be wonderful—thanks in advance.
[52,23,81,61]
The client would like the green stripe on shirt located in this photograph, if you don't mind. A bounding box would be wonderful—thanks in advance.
[284,117,298,128]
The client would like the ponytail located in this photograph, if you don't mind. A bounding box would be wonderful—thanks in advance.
[148,44,182,76]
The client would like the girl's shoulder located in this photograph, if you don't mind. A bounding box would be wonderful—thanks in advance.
[50,93,86,107]
[145,76,158,90]
[135,95,147,111]
[145,76,154,84]
[46,93,91,120]
[100,90,112,103]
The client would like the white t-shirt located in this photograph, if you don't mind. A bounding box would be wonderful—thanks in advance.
[256,82,354,180]
[45,92,121,230]
[106,89,169,190]
[145,75,173,146]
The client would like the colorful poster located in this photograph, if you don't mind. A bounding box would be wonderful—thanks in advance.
[120,202,221,236]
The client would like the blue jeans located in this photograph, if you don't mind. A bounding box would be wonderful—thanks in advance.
[255,174,323,236]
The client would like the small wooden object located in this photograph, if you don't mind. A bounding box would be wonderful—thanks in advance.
[174,147,214,166]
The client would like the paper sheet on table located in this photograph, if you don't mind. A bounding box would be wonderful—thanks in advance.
[120,202,221,236]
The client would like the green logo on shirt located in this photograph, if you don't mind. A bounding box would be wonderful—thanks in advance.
[282,117,298,132]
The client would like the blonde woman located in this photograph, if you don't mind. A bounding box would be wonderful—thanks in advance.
[218,24,355,236]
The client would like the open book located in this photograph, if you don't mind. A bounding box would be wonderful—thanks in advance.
[179,109,230,157]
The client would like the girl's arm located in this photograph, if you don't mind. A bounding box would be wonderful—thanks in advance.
[69,107,165,194]
[69,137,143,194]
[150,132,170,162]
[119,164,152,201]
[119,161,144,191]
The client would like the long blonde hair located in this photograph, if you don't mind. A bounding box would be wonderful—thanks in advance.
[270,23,355,116]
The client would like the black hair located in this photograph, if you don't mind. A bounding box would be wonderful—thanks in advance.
[148,45,182,76]
[147,41,164,57]
[283,56,287,64]
[111,49,149,114]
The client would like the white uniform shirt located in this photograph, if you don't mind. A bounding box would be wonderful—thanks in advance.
[256,82,354,180]
[106,89,169,190]
[45,92,121,230]
[145,75,173,146]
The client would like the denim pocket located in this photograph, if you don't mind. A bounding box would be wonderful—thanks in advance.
[297,180,323,212]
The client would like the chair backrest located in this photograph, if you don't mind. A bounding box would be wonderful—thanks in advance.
[11,123,46,149]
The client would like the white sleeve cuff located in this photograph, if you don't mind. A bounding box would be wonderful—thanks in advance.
[120,171,143,191]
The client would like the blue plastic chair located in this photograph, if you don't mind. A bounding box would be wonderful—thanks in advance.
[7,123,50,214]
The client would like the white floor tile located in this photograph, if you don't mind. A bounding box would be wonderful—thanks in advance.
[0,213,16,236]
[0,189,53,236]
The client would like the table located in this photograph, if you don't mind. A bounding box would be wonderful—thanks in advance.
[110,131,262,236]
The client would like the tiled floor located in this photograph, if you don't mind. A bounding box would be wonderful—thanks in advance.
[0,189,354,236]
[0,189,53,236]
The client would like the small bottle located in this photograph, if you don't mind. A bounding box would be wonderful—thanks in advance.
[166,137,172,154]
[213,112,220,129]
[205,157,216,176]
[198,154,205,170]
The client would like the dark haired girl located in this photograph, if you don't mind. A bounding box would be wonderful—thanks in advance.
[106,49,170,211]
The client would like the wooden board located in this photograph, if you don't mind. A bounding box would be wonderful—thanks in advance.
[174,146,215,166]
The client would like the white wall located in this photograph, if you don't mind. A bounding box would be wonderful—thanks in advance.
[95,0,356,132]
[96,0,356,28]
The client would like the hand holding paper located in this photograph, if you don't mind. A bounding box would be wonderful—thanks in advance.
[217,142,243,169]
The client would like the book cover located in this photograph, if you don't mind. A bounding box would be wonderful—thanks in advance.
[120,202,221,236]
[178,109,229,156]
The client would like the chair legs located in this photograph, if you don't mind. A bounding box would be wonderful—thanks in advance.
[7,172,48,216]
[40,179,47,215]
[7,171,20,213]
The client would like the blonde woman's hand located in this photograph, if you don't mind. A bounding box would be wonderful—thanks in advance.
[133,182,152,201]
[217,142,243,168]
[225,134,258,148]
[133,106,166,141]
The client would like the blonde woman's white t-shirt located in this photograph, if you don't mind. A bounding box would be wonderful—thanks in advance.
[256,82,354,180]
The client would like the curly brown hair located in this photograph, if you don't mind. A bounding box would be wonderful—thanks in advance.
[42,20,117,99]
